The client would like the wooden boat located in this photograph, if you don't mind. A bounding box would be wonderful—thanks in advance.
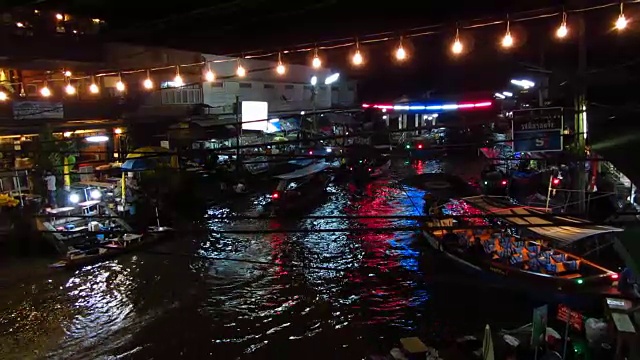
[345,144,391,181]
[269,162,331,214]
[49,226,173,269]
[422,195,622,296]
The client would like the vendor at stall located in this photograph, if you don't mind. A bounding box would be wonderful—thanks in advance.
[44,170,57,208]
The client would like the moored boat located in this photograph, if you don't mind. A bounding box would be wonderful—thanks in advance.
[49,226,173,269]
[422,194,623,298]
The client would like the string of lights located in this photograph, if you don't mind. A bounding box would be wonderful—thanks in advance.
[0,1,636,102]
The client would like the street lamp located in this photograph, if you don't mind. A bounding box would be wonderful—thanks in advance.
[324,73,340,85]
[510,79,535,89]
[502,91,513,97]
[310,76,317,86]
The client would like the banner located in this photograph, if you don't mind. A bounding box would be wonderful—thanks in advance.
[531,305,548,347]
[13,101,64,120]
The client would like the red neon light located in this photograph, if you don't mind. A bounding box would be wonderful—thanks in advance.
[417,144,423,149]
[272,192,279,199]
[501,180,508,185]
[362,103,371,108]
[552,178,560,185]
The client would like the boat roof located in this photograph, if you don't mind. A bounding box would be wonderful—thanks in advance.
[461,196,623,246]
[275,162,330,180]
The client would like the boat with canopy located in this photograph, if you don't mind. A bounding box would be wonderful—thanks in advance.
[422,194,623,295]
[269,162,331,213]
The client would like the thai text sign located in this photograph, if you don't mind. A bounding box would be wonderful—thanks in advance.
[512,107,564,152]
[557,304,583,331]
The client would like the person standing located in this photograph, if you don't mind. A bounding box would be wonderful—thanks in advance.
[44,171,57,208]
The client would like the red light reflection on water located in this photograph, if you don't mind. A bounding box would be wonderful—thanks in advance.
[267,219,289,277]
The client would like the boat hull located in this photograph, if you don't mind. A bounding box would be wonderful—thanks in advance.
[51,230,172,269]
[421,230,617,307]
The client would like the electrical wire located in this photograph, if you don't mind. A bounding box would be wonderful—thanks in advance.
[5,0,639,80]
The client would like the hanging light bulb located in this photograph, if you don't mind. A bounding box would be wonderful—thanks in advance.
[65,83,76,95]
[236,60,246,77]
[205,63,215,81]
[276,53,286,75]
[89,82,99,94]
[352,50,363,65]
[63,70,72,77]
[451,28,463,55]
[40,82,51,97]
[0,91,7,101]
[174,66,183,87]
[501,20,514,48]
[115,74,125,92]
[556,12,568,38]
[616,3,628,31]
[312,48,322,68]
[143,70,153,89]
[395,38,407,61]
[350,40,364,66]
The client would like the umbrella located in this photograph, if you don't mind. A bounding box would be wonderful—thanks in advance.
[121,147,170,171]
[482,324,495,360]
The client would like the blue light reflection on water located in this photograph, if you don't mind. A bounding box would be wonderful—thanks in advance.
[0,160,535,359]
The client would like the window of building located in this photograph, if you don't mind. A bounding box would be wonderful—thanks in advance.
[239,83,252,88]
[284,84,294,90]
[210,82,223,88]
[264,84,275,89]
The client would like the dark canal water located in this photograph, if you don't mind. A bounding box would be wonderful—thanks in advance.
[0,157,539,359]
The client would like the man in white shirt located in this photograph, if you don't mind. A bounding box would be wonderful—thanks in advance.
[44,171,57,208]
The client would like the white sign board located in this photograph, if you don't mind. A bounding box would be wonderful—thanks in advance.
[13,101,64,119]
[241,101,268,131]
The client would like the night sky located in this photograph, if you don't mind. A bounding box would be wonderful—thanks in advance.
[13,0,640,102]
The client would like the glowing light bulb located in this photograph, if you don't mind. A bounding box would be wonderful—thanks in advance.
[0,92,6,101]
[616,14,628,30]
[174,74,183,86]
[312,56,321,68]
[89,83,99,94]
[40,86,51,97]
[65,84,75,95]
[236,65,246,77]
[452,39,463,54]
[395,46,407,61]
[352,50,363,66]
[55,13,63,20]
[205,70,215,81]
[556,23,568,38]
[116,81,125,92]
[276,63,286,75]
[64,70,71,77]
[502,33,514,48]
[143,78,153,89]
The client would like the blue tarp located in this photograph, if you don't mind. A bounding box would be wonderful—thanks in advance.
[121,158,157,171]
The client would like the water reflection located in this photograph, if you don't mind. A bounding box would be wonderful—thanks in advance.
[0,159,536,359]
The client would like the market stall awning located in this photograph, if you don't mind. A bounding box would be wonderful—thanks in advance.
[462,196,623,246]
